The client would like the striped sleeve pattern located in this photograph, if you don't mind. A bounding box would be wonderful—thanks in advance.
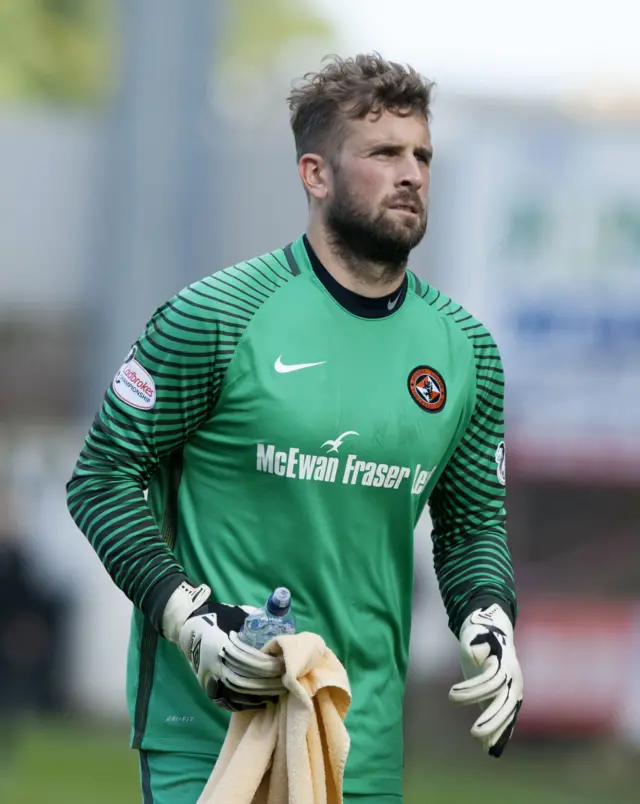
[66,251,296,630]
[422,286,517,637]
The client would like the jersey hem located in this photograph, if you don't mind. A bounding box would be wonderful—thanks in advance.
[129,730,402,795]
[342,778,403,796]
[130,732,221,756]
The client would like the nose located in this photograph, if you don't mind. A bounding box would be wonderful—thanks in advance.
[398,155,425,189]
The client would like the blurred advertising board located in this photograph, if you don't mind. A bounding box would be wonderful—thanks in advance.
[437,113,640,481]
[515,598,640,736]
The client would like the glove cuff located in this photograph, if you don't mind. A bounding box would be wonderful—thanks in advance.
[161,581,211,643]
[460,604,514,640]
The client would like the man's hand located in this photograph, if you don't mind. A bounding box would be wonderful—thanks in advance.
[449,604,523,757]
[162,582,286,712]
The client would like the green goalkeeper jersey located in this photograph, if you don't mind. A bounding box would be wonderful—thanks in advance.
[67,234,516,797]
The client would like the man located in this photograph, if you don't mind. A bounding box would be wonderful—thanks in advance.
[67,53,523,804]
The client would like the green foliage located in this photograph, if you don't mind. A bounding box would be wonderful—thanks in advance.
[0,0,335,106]
[0,0,110,104]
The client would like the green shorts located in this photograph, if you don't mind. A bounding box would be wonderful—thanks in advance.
[138,750,403,804]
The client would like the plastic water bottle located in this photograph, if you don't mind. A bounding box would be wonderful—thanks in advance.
[239,587,296,649]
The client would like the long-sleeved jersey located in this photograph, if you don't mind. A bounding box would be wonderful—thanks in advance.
[67,234,516,797]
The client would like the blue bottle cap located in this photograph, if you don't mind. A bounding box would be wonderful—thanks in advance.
[267,587,291,616]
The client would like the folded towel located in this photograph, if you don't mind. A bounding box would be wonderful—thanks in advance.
[197,631,351,804]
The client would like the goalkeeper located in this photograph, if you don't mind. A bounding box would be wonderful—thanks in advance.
[67,52,523,804]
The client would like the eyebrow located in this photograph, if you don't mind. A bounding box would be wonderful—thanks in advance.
[415,146,433,163]
[369,142,433,162]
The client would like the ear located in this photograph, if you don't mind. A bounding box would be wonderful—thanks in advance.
[298,154,330,200]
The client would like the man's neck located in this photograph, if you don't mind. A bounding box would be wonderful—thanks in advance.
[305,221,406,299]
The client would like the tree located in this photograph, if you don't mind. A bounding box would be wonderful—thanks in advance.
[0,0,336,110]
[0,0,110,104]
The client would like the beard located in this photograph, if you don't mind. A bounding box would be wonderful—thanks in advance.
[324,173,428,279]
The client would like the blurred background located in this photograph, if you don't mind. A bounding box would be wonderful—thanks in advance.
[0,1,639,801]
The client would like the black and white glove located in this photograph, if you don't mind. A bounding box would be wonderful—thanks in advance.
[449,604,523,758]
[162,581,286,712]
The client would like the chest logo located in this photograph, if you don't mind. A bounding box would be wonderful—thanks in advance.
[275,356,326,373]
[408,365,447,413]
[321,431,359,454]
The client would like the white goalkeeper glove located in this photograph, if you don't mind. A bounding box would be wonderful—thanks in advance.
[449,604,523,757]
[162,581,287,712]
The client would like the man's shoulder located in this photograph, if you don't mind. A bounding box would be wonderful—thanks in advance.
[210,243,300,289]
[409,276,502,378]
[173,243,301,318]
[410,275,498,350]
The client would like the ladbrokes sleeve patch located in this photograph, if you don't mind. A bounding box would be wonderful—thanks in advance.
[112,346,156,410]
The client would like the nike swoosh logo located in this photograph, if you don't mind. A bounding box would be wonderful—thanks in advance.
[387,294,401,310]
[274,356,326,373]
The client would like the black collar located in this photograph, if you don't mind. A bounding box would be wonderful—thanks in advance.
[303,235,408,319]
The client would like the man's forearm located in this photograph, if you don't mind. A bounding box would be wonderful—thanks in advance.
[66,470,191,631]
[433,530,517,637]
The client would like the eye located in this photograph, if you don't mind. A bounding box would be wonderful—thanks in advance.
[374,147,397,157]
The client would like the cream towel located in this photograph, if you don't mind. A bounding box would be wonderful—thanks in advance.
[197,631,351,804]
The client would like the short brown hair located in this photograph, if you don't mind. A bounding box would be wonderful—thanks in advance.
[287,52,435,163]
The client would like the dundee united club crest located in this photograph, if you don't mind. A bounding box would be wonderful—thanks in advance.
[407,365,447,413]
